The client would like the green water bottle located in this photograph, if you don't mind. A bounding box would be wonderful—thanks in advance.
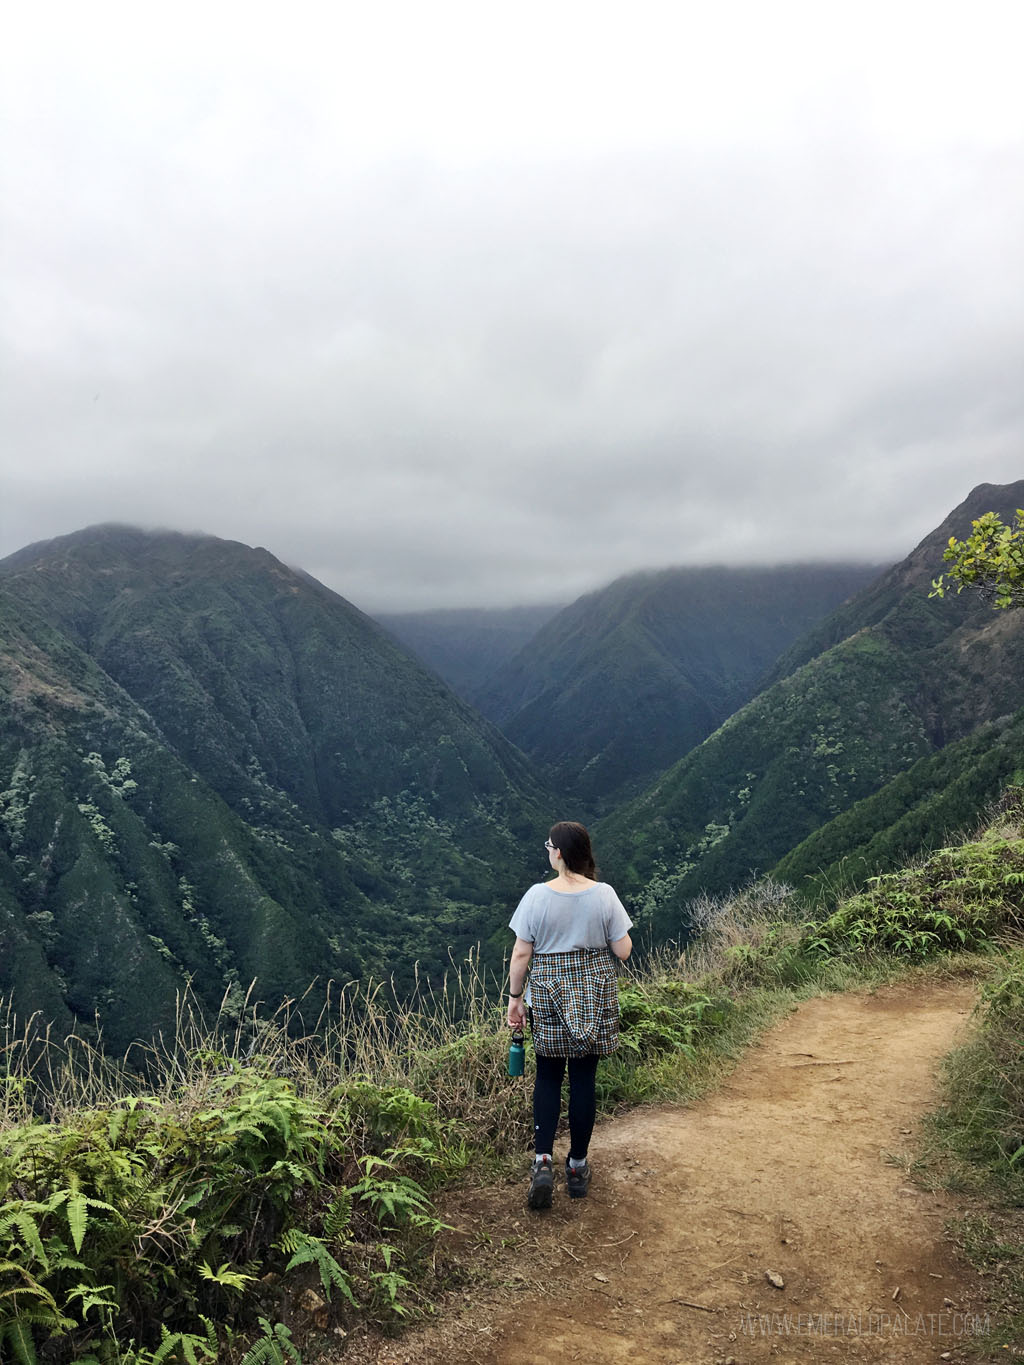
[507,1028,525,1076]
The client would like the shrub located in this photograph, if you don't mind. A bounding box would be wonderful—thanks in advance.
[803,836,1024,960]
[0,1050,447,1362]
[617,980,731,1060]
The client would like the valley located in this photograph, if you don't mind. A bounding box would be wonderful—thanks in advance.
[1,480,1022,1046]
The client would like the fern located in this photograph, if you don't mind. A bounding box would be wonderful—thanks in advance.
[92,1163,165,1258]
[279,1230,357,1304]
[66,1192,88,1255]
[106,1096,161,1148]
[2,1319,40,1365]
[369,1249,415,1319]
[197,1260,255,1293]
[0,1208,49,1269]
[322,1191,352,1241]
[239,1318,302,1365]
[44,1187,120,1255]
[64,1281,119,1320]
[0,1258,70,1321]
[349,1157,437,1226]
[266,1159,314,1184]
[150,1321,217,1365]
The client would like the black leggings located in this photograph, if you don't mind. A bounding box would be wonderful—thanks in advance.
[533,1053,599,1159]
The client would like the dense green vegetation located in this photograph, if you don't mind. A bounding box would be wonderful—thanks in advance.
[0,528,552,1052]
[923,947,1024,1355]
[472,563,879,812]
[0,953,735,1364]
[802,817,1024,958]
[773,715,1024,900]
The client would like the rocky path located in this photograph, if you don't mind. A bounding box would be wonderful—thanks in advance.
[346,979,999,1364]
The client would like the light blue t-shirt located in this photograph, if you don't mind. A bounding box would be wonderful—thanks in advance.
[509,881,633,955]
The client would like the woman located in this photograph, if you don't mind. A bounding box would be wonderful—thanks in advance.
[507,821,633,1209]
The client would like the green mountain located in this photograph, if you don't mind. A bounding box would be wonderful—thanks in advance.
[376,604,564,701]
[600,481,1024,938]
[474,564,880,812]
[0,527,551,1052]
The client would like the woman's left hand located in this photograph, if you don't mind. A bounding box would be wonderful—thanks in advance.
[507,997,526,1029]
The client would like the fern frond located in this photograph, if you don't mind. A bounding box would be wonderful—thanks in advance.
[238,1338,275,1365]
[198,1260,255,1293]
[49,1253,89,1273]
[281,1231,357,1304]
[239,1319,302,1365]
[281,1241,315,1270]
[150,1326,217,1365]
[266,1160,310,1185]
[0,1259,63,1313]
[41,1188,119,1255]
[66,1192,88,1254]
[197,1314,219,1349]
[275,1228,302,1255]
[0,1210,48,1269]
[65,1280,119,1320]
[322,1191,352,1241]
[2,1320,40,1365]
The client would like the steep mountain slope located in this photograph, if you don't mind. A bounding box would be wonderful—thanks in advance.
[376,604,563,701]
[0,527,551,1050]
[475,564,880,811]
[771,707,1024,900]
[599,481,1024,939]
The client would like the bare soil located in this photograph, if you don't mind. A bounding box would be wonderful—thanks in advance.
[338,979,1005,1364]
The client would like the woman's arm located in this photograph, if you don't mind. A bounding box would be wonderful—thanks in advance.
[507,936,533,1027]
[610,932,632,961]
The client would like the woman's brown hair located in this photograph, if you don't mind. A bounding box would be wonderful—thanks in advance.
[549,821,598,880]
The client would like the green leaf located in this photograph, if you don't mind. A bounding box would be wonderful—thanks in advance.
[198,1261,255,1293]
[0,1210,48,1270]
[67,1192,88,1254]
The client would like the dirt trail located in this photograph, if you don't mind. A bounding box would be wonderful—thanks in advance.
[350,980,997,1365]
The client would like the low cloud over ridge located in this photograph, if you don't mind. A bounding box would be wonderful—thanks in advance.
[2,3,1021,609]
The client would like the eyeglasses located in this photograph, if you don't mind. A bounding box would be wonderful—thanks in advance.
[544,840,555,850]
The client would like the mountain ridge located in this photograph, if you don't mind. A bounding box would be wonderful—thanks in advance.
[763,481,1018,686]
[474,561,882,812]
[599,480,1024,936]
[0,526,553,1051]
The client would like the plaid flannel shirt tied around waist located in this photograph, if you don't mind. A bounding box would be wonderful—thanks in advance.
[528,947,620,1057]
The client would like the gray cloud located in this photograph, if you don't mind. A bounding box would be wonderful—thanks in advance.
[2,3,1023,609]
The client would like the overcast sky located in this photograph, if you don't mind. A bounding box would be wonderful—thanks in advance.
[2,2,1022,610]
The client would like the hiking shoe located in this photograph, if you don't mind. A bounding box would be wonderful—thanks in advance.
[527,1156,554,1209]
[565,1157,592,1199]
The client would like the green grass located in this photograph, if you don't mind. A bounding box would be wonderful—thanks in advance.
[914,944,1024,1358]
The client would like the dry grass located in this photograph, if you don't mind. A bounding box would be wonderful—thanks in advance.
[0,949,534,1154]
[663,876,805,983]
